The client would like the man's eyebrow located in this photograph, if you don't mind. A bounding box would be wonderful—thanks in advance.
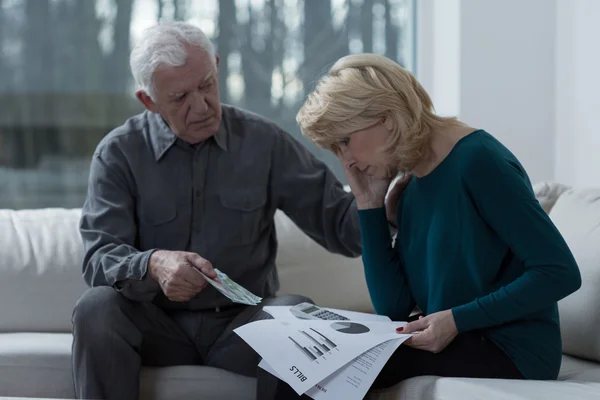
[167,72,216,96]
[202,71,215,84]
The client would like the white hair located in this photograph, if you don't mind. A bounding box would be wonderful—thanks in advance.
[130,20,216,99]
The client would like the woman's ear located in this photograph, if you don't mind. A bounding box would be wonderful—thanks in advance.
[382,115,394,131]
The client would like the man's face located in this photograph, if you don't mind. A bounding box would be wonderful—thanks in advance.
[139,45,222,144]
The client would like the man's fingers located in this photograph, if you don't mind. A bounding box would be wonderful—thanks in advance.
[179,264,210,288]
[391,174,411,194]
[187,253,217,279]
[389,183,402,198]
[182,275,208,294]
[168,294,194,302]
[164,287,196,302]
[161,261,206,290]
[178,276,203,291]
[161,276,199,294]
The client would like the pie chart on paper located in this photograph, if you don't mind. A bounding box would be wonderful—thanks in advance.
[330,322,370,334]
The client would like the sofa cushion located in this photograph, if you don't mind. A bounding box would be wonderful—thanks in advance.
[0,209,87,333]
[0,333,75,398]
[549,188,600,362]
[270,210,374,313]
[0,333,255,400]
[368,376,439,400]
[375,378,600,400]
[2,333,599,400]
[532,181,571,213]
[367,355,600,400]
[139,366,255,400]
[559,355,600,383]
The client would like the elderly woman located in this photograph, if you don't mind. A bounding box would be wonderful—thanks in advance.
[266,54,582,398]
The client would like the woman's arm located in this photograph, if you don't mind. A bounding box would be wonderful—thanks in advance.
[358,207,416,321]
[451,148,581,333]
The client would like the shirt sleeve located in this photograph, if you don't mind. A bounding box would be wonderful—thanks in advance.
[79,149,161,302]
[271,130,362,257]
[451,147,581,332]
[358,207,416,321]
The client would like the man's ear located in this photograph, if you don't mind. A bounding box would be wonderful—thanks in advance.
[215,54,220,69]
[136,90,159,113]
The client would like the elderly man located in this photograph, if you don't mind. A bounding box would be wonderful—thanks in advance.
[72,21,372,400]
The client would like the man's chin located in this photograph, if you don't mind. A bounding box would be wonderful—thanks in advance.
[189,115,219,129]
[184,120,221,143]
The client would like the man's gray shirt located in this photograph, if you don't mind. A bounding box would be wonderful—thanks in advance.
[80,105,361,310]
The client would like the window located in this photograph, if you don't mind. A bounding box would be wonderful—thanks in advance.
[0,0,416,209]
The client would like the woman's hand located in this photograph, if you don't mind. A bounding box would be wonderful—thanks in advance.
[343,164,392,209]
[400,310,458,353]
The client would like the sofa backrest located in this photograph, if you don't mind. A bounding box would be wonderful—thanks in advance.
[274,211,373,313]
[534,181,600,362]
[3,181,588,335]
[0,208,87,333]
[0,208,372,333]
[548,187,600,363]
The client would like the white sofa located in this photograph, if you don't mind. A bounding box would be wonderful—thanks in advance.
[1,181,600,399]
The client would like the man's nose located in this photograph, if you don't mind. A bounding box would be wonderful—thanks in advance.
[189,91,209,113]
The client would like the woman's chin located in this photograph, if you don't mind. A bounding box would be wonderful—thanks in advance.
[368,167,397,180]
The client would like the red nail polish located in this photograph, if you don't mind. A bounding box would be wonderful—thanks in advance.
[396,327,404,332]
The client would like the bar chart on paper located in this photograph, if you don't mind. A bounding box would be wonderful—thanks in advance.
[236,319,409,396]
[288,327,339,362]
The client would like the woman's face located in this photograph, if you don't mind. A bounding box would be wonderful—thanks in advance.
[337,118,395,179]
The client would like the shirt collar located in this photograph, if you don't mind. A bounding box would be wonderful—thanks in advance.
[148,110,229,161]
[212,116,229,152]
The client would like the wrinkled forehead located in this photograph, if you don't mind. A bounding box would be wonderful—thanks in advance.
[153,45,216,93]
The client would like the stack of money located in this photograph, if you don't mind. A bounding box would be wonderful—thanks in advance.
[195,267,263,306]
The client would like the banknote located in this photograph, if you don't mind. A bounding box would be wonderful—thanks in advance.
[194,267,262,306]
[193,267,236,299]
[215,269,263,305]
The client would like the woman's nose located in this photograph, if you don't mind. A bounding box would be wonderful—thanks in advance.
[338,145,355,165]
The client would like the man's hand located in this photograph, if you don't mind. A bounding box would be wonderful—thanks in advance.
[400,310,458,353]
[385,173,412,226]
[148,250,217,302]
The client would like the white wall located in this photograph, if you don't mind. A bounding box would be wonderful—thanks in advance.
[459,0,557,184]
[418,0,600,186]
[555,0,600,187]
[417,0,461,118]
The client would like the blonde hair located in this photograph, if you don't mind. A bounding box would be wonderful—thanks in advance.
[296,53,462,171]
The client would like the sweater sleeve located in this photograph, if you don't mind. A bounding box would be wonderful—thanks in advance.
[451,148,581,333]
[358,207,415,321]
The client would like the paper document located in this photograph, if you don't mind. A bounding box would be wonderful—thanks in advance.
[260,337,408,400]
[262,305,391,322]
[194,267,262,305]
[234,319,406,395]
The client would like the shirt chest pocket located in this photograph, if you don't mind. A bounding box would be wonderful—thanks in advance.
[218,187,267,246]
[139,205,186,250]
